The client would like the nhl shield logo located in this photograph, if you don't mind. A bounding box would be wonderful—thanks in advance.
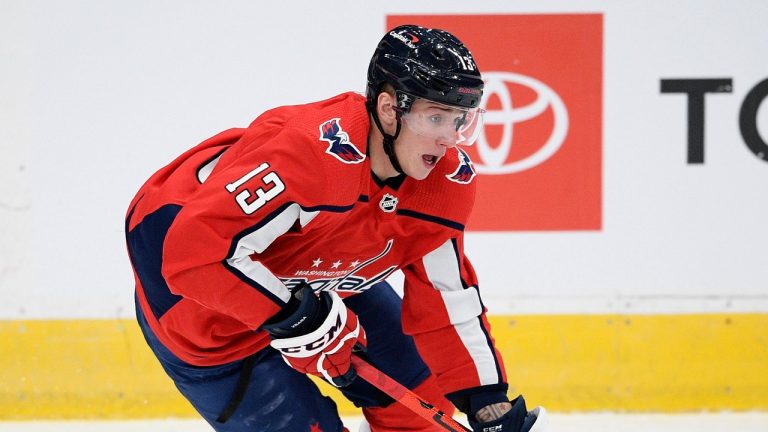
[379,193,398,213]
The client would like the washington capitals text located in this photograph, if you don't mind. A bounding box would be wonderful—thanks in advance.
[281,266,397,294]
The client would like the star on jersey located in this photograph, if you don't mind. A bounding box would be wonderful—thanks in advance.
[311,257,362,269]
[282,240,397,294]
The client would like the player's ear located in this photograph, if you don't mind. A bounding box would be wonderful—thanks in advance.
[376,91,397,129]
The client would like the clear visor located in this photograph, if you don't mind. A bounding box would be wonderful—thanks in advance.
[400,98,485,146]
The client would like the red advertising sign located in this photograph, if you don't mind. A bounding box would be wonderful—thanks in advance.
[387,15,603,231]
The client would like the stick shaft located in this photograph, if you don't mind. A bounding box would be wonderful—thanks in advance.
[350,357,471,432]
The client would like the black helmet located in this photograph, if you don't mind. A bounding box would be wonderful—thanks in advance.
[366,24,484,112]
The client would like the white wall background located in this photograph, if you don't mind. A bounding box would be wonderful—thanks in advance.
[1,0,767,318]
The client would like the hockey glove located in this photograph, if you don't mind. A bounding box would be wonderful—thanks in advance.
[263,285,366,387]
[469,396,548,432]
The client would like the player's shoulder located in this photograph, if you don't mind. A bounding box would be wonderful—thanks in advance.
[240,92,369,164]
[403,147,478,228]
[437,147,478,189]
[423,146,478,197]
[230,92,371,204]
[248,92,369,143]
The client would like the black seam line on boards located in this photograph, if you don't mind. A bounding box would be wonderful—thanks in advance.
[395,209,465,231]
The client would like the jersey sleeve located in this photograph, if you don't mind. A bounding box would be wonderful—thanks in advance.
[160,126,327,330]
[401,234,509,414]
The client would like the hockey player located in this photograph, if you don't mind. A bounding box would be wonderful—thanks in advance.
[125,24,546,432]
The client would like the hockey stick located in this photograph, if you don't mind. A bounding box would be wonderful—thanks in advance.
[350,356,471,432]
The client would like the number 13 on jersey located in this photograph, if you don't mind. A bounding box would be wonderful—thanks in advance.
[225,163,285,215]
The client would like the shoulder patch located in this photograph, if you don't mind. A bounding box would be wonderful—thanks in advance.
[319,118,366,164]
[446,148,477,184]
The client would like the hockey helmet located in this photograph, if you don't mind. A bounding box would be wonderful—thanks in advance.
[366,24,484,112]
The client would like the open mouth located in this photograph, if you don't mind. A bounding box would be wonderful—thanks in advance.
[422,155,438,166]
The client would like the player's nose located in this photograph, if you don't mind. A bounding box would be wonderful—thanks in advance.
[436,133,458,148]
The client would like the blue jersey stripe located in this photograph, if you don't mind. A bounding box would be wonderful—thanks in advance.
[126,204,184,320]
[396,209,465,231]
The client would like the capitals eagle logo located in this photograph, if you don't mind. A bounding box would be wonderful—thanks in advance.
[446,148,476,184]
[319,118,366,164]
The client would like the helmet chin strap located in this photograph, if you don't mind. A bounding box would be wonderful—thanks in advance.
[369,104,405,175]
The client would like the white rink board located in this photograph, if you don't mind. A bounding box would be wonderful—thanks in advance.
[1,0,767,318]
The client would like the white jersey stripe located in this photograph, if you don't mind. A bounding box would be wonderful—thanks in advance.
[227,256,291,303]
[439,289,483,324]
[226,203,319,303]
[453,318,501,386]
[422,240,499,385]
[197,152,224,184]
[422,240,463,292]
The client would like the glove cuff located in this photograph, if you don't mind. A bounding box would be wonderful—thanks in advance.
[268,290,349,358]
[469,389,513,419]
[262,285,331,338]
[468,395,528,432]
[446,382,509,415]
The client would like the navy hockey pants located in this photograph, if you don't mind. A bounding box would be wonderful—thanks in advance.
[136,281,433,432]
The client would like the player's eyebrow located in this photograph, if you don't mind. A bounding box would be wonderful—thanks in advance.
[425,104,463,114]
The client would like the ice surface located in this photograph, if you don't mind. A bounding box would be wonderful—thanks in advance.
[0,414,767,432]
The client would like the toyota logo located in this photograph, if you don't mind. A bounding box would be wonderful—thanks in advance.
[475,72,569,174]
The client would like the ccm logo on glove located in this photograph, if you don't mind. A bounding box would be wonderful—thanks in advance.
[273,313,345,355]
[264,285,367,387]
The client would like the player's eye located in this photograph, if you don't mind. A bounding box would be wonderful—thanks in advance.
[428,114,444,126]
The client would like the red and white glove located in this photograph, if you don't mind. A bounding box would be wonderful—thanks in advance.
[263,286,366,387]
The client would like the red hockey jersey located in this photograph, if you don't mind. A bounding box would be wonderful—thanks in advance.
[125,92,506,397]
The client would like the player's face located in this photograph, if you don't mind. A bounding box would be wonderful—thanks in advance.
[400,98,484,147]
[395,123,449,180]
[396,99,483,180]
